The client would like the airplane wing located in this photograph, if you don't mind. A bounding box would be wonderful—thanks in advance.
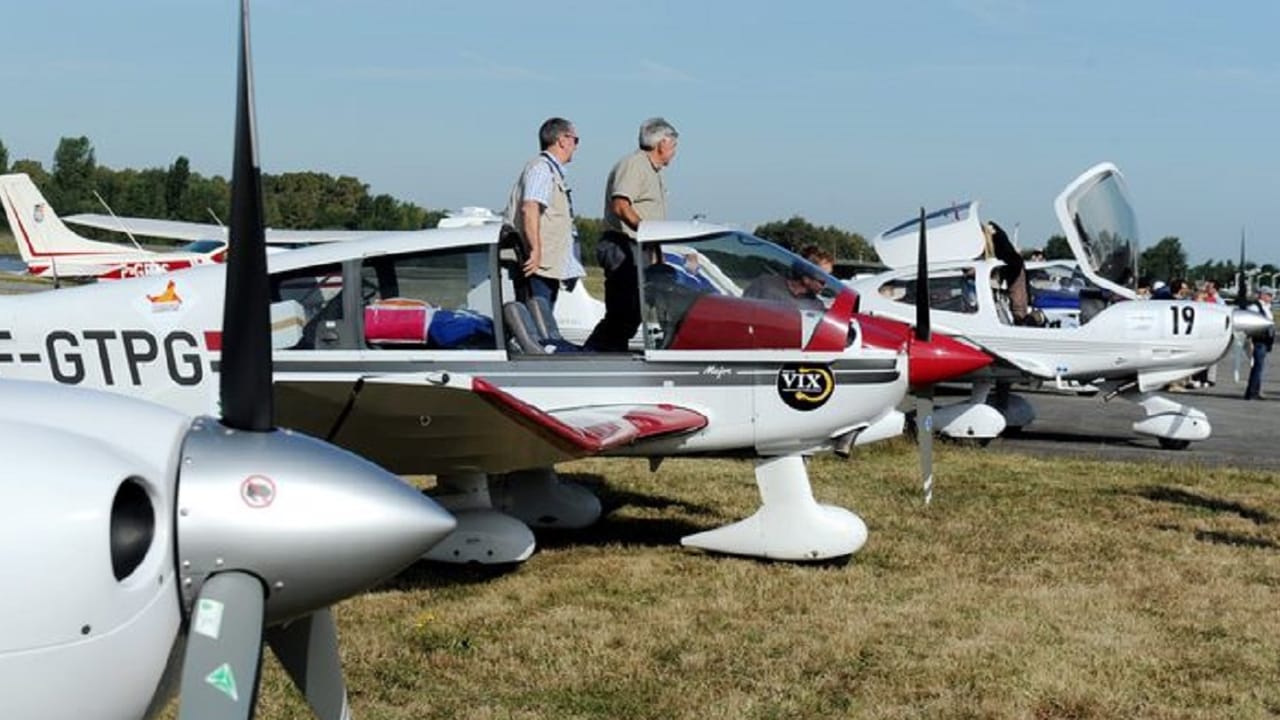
[62,213,374,244]
[273,372,708,474]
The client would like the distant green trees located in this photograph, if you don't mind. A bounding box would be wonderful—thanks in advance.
[0,139,8,174]
[1139,236,1187,282]
[753,216,873,260]
[1043,235,1073,260]
[0,136,445,241]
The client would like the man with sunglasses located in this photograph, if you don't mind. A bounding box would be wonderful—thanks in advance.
[585,117,679,351]
[501,117,580,307]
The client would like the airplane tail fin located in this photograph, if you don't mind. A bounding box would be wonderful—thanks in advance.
[0,173,125,272]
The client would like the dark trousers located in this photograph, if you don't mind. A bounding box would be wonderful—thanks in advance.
[527,275,560,307]
[585,233,640,352]
[1246,341,1269,399]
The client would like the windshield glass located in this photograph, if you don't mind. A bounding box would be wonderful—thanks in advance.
[640,231,846,349]
[179,239,227,254]
[1069,172,1138,290]
[645,231,844,306]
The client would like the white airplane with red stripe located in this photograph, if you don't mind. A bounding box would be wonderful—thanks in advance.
[0,173,230,280]
[0,172,372,280]
[0,210,992,563]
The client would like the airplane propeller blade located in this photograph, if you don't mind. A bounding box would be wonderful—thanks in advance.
[914,207,930,344]
[266,610,350,720]
[914,207,935,504]
[177,572,267,720]
[173,4,457,719]
[220,0,273,433]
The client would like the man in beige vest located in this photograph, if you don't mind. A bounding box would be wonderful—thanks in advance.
[502,117,579,307]
[584,117,679,351]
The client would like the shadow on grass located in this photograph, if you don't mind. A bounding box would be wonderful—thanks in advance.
[1135,485,1275,525]
[524,471,718,551]
[1194,529,1279,550]
[375,473,723,592]
[559,471,717,518]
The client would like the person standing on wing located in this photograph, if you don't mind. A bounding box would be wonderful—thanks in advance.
[584,117,679,352]
[502,117,580,308]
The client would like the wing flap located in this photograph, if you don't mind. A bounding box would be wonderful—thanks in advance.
[274,373,706,475]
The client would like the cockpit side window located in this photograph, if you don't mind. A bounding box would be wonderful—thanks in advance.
[270,263,345,350]
[359,245,497,350]
[878,272,979,314]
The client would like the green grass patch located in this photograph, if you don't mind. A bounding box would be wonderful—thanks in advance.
[160,444,1280,719]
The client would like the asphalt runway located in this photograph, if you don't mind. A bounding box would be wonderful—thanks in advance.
[972,357,1280,470]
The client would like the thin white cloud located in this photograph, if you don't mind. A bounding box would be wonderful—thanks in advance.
[949,0,1035,32]
[459,52,549,82]
[636,59,696,84]
[339,53,551,83]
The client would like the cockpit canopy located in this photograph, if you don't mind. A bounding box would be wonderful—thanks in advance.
[1053,163,1139,297]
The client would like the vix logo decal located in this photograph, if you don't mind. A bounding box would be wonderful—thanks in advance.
[776,363,835,411]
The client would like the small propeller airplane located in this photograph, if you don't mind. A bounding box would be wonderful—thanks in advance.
[0,4,458,717]
[0,207,992,564]
[0,172,376,281]
[850,162,1273,449]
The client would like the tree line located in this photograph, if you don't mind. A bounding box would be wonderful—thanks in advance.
[1037,233,1276,288]
[7,135,1265,284]
[0,136,878,265]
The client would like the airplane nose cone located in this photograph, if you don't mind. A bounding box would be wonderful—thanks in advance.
[906,332,993,386]
[175,418,456,623]
[856,315,992,386]
[1232,308,1274,338]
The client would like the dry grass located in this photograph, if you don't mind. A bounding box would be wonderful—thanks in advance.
[0,229,15,254]
[180,442,1280,719]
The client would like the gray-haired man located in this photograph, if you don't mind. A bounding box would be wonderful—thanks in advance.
[584,117,679,352]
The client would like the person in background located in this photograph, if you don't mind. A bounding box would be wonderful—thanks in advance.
[1244,286,1275,400]
[501,117,580,308]
[584,117,679,351]
[743,261,826,312]
[800,244,836,275]
[985,220,1039,325]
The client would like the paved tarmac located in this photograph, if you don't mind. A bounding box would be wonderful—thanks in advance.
[976,357,1280,470]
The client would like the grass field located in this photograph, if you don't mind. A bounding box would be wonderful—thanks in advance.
[167,441,1280,719]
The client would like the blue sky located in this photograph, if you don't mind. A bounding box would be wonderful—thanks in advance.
[3,0,1276,263]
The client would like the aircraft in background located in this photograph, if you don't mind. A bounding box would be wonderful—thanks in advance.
[0,3,457,715]
[0,172,376,281]
[851,163,1273,449]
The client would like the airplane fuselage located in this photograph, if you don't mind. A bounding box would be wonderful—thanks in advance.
[0,238,909,474]
[853,258,1235,390]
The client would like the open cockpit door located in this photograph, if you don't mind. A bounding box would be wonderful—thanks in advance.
[1053,162,1140,299]
[873,201,987,269]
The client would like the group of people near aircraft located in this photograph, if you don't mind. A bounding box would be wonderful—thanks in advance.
[501,115,682,352]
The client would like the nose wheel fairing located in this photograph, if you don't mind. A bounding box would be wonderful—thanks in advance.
[681,455,868,561]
